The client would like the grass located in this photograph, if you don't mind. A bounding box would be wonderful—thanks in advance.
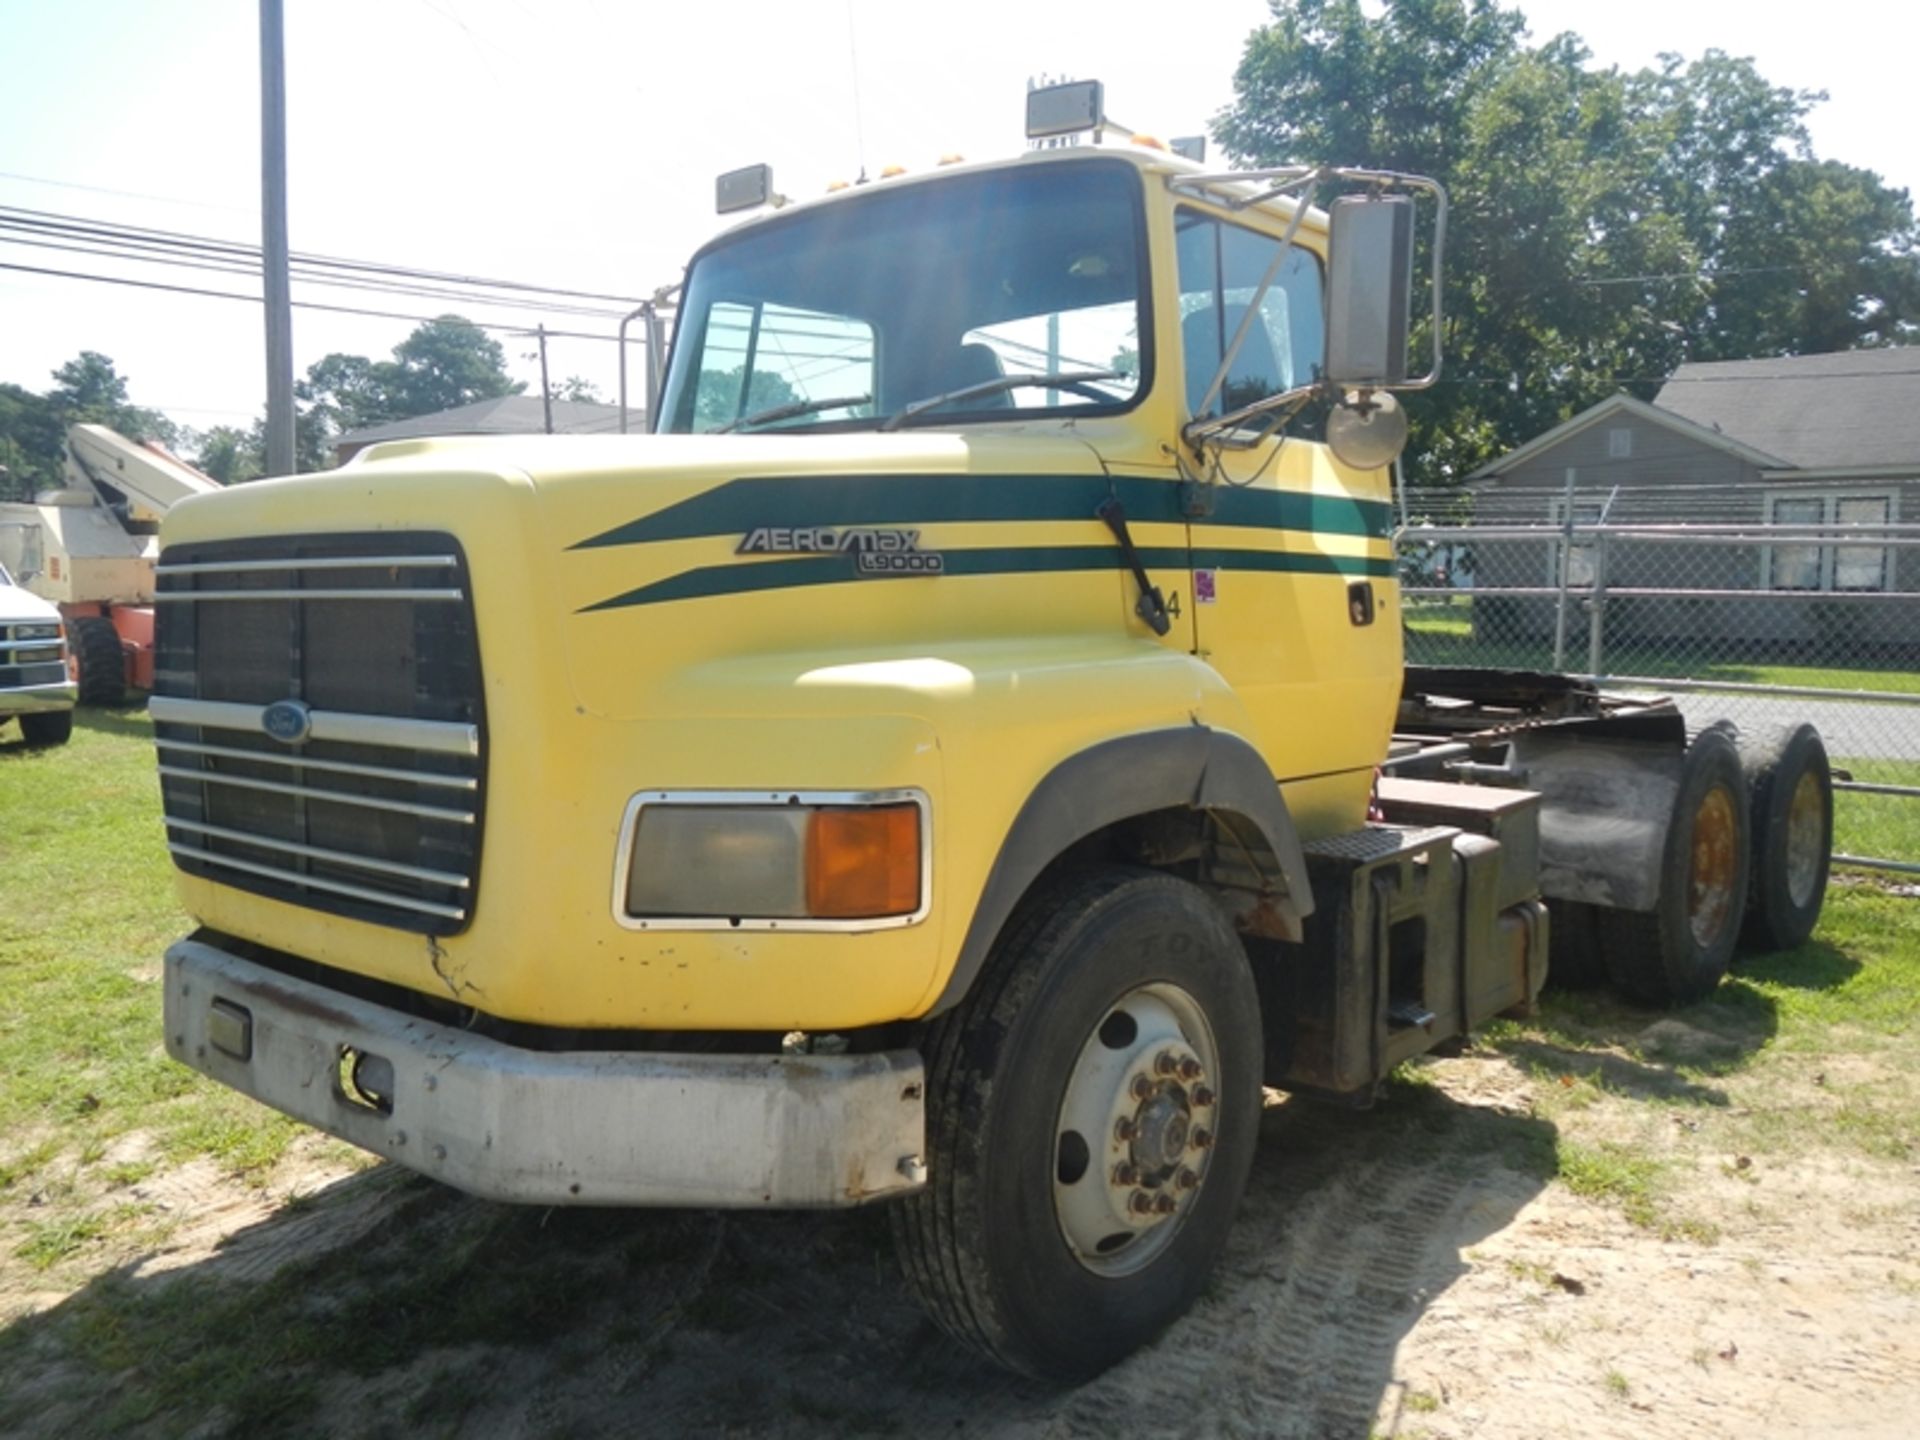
[1475,877,1920,1243]
[1834,759,1920,866]
[1404,597,1920,694]
[0,709,309,1241]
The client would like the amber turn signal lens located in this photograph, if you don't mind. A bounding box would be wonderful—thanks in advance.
[806,804,920,918]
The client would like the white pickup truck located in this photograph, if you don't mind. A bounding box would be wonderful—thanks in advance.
[0,560,74,747]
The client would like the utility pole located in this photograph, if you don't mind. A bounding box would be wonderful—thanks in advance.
[259,0,295,476]
[537,324,553,434]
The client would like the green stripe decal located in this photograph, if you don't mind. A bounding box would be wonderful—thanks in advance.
[570,473,1392,551]
[581,544,1392,612]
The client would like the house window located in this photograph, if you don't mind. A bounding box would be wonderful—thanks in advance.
[1547,498,1606,588]
[1764,491,1895,591]
[1607,427,1633,459]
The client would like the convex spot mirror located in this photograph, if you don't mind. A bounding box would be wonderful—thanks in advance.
[1327,389,1408,471]
[1326,194,1415,388]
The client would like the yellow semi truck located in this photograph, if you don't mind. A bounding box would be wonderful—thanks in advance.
[157,85,1831,1379]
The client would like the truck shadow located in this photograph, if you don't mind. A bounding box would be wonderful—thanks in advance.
[0,1081,1560,1440]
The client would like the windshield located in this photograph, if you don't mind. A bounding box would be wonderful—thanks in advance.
[659,159,1149,434]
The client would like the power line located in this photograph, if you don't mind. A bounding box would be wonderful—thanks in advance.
[0,168,249,214]
[0,229,634,321]
[0,260,622,344]
[0,204,646,307]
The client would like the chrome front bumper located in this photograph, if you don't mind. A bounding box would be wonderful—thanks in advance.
[163,936,927,1208]
[0,680,77,714]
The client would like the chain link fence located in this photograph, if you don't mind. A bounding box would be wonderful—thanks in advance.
[1398,483,1920,875]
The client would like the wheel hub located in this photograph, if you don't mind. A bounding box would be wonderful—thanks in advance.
[1053,985,1221,1277]
[1688,783,1739,947]
[1133,1091,1190,1172]
[1785,769,1825,909]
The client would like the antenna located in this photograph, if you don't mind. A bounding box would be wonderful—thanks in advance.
[845,1,869,183]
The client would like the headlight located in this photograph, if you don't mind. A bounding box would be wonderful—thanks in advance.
[618,792,926,928]
[13,623,61,641]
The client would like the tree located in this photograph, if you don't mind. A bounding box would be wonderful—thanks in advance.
[551,376,602,403]
[0,383,66,500]
[298,352,393,438]
[382,316,523,418]
[47,351,180,446]
[1215,1,1920,481]
[192,426,253,486]
[693,366,798,429]
[0,353,184,499]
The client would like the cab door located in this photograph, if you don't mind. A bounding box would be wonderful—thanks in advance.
[1173,205,1400,839]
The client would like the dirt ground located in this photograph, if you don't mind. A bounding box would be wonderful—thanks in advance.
[3,1006,1915,1440]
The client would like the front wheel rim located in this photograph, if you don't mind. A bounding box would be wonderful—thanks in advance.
[1052,982,1222,1278]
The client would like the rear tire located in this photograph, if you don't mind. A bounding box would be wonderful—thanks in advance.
[1600,727,1751,1005]
[71,616,126,707]
[1736,722,1832,953]
[892,866,1262,1381]
[17,709,73,747]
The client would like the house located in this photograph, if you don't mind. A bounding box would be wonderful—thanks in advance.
[1461,348,1920,650]
[332,396,639,465]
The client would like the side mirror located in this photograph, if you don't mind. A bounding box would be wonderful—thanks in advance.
[1325,194,1415,387]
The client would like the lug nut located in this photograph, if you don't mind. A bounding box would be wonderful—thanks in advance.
[1178,1056,1203,1081]
[1191,1127,1214,1150]
[1131,1074,1155,1100]
[1113,1162,1140,1187]
[1114,1116,1139,1143]
[1154,1050,1180,1077]
[1191,1085,1216,1108]
[1154,1193,1178,1215]
[1129,1191,1156,1216]
[1176,1168,1200,1190]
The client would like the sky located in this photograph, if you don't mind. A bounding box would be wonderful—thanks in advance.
[1,0,1915,443]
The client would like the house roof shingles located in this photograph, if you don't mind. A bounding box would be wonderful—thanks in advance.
[1654,348,1920,471]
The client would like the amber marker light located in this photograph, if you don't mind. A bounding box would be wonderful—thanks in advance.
[1131,133,1167,151]
[879,163,908,178]
[806,804,921,918]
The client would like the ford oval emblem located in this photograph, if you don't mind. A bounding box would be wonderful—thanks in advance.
[261,698,313,745]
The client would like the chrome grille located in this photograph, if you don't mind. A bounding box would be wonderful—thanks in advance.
[153,533,484,934]
[0,621,68,689]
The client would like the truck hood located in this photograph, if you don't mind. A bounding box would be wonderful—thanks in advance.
[161,426,1165,724]
[0,578,61,625]
[343,427,1113,491]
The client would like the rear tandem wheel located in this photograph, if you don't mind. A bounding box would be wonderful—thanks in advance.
[1599,726,1752,1006]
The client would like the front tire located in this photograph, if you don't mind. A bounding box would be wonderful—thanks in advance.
[17,709,73,747]
[892,866,1262,1381]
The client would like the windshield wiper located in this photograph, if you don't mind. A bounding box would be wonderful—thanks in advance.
[877,370,1123,432]
[709,392,872,434]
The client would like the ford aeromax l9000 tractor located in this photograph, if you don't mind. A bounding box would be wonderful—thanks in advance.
[158,85,1832,1379]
